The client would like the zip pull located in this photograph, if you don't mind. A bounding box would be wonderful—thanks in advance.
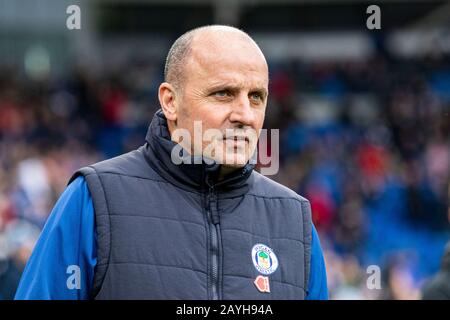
[209,186,220,225]
[211,208,220,225]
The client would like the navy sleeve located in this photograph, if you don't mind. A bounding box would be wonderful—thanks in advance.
[306,224,328,300]
[14,176,97,300]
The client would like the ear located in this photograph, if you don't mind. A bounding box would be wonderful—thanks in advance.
[158,82,178,123]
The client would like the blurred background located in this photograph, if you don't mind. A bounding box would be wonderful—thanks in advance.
[0,0,449,300]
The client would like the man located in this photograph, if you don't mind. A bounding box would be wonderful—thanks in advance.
[15,25,327,299]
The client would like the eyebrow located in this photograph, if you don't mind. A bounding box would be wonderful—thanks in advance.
[207,84,268,99]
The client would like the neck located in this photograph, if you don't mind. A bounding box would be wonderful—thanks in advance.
[218,165,241,181]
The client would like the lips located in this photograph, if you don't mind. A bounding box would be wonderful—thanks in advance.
[223,136,249,143]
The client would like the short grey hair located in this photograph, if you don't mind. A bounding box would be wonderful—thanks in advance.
[164,29,196,90]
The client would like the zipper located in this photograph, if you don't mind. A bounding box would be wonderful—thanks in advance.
[205,166,249,300]
[206,180,221,300]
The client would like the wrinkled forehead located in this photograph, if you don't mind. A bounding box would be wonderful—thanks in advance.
[184,33,269,88]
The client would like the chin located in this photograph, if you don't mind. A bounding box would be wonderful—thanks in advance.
[221,153,249,167]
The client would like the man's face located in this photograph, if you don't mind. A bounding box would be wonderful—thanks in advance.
[170,32,269,168]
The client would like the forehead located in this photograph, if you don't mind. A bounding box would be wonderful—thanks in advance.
[184,34,269,89]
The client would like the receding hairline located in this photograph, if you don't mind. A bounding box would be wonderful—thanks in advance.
[164,25,263,89]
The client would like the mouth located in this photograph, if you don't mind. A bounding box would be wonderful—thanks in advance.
[223,136,250,143]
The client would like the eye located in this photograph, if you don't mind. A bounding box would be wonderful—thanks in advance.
[212,90,228,96]
[250,92,263,102]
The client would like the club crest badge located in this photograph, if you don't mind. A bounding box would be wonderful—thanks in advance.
[251,244,279,275]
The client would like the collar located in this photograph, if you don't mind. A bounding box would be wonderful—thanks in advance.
[142,109,254,196]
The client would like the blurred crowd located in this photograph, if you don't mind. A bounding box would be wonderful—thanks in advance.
[0,47,449,299]
[269,52,450,299]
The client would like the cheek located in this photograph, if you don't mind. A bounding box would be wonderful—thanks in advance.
[197,106,229,130]
[181,94,211,120]
[176,96,200,129]
[177,102,224,141]
[253,110,266,130]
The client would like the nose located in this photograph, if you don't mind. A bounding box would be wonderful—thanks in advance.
[228,92,255,128]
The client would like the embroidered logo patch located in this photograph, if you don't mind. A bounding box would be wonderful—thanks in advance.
[251,244,279,275]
